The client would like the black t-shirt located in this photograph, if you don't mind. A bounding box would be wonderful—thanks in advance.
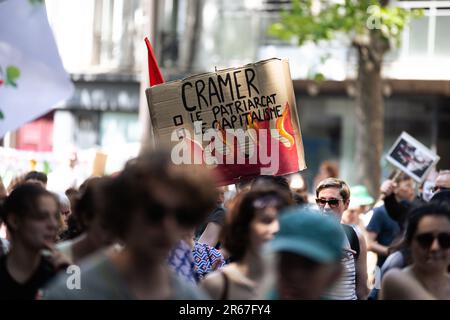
[0,254,57,300]
[195,207,226,239]
[206,207,226,226]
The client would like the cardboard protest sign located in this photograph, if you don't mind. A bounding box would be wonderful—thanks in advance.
[146,58,306,185]
[92,151,108,177]
[386,132,440,183]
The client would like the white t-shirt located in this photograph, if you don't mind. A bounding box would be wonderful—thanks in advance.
[362,209,374,228]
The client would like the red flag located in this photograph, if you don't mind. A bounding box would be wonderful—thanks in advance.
[145,37,164,86]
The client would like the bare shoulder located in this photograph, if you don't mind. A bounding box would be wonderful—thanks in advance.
[381,268,434,300]
[200,269,226,300]
[380,269,408,300]
[382,268,405,284]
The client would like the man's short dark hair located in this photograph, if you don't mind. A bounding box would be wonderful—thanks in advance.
[315,178,350,202]
[251,175,290,193]
[24,171,48,184]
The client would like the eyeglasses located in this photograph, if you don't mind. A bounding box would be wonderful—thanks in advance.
[145,200,191,225]
[431,186,450,193]
[315,198,343,208]
[414,232,450,250]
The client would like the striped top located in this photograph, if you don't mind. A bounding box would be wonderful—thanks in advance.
[322,232,358,300]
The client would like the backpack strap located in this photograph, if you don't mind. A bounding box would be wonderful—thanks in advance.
[342,224,360,259]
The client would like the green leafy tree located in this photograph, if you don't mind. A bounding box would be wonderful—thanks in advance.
[0,65,22,120]
[269,0,422,197]
[29,0,45,6]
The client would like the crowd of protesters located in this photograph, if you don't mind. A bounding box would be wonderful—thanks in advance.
[0,152,449,300]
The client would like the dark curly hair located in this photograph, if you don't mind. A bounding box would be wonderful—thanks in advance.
[24,171,48,185]
[221,188,293,261]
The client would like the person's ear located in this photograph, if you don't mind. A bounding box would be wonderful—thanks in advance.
[344,199,350,211]
[6,214,20,232]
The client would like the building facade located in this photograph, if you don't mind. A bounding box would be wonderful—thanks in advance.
[8,0,450,187]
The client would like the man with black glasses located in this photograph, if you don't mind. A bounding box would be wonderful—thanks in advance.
[430,170,450,206]
[315,178,369,300]
[433,170,450,194]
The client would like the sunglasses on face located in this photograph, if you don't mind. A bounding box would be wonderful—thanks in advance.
[144,199,195,227]
[315,198,343,208]
[414,232,450,250]
[431,186,450,193]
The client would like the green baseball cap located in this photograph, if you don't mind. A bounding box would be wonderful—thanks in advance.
[349,185,374,208]
[269,207,345,263]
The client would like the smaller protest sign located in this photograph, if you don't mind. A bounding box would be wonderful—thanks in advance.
[386,132,440,183]
[92,151,108,176]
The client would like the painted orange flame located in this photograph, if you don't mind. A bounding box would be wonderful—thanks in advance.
[275,102,295,148]
[247,114,263,130]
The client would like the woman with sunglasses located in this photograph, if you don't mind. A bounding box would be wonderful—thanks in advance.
[200,188,293,300]
[380,203,450,299]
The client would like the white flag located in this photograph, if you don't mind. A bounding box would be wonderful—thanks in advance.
[0,0,74,138]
